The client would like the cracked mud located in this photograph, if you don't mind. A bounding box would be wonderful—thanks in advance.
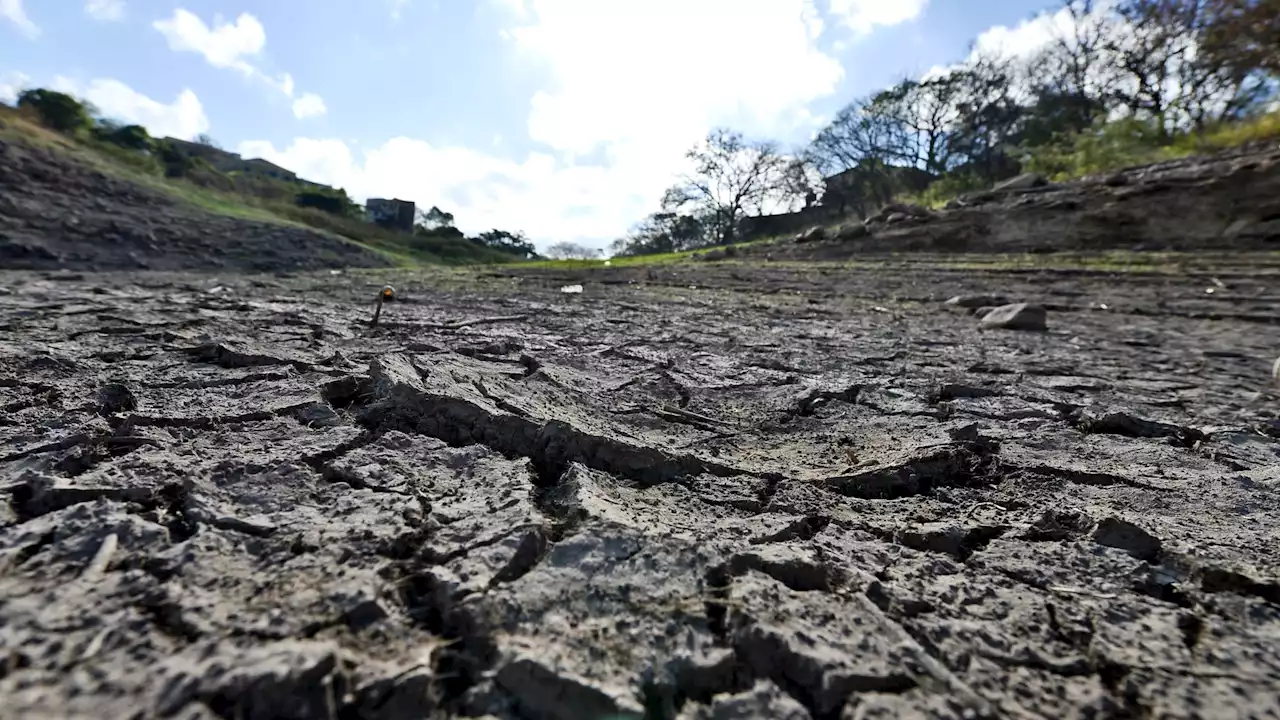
[2,259,1279,719]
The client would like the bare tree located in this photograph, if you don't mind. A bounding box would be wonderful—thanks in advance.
[1025,0,1119,138]
[665,129,787,244]
[1199,0,1280,78]
[545,242,602,260]
[809,96,910,176]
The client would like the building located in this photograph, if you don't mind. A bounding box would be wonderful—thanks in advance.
[366,198,416,233]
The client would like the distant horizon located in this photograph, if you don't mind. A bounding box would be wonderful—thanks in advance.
[3,0,1067,250]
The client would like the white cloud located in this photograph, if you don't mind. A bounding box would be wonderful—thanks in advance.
[153,9,266,75]
[54,76,210,140]
[828,0,927,35]
[970,7,1075,61]
[292,93,327,119]
[152,8,329,120]
[238,137,650,248]
[85,0,125,22]
[271,72,296,97]
[506,0,841,156]
[0,71,29,104]
[922,4,1090,82]
[241,0,848,250]
[1,0,39,38]
[389,0,410,20]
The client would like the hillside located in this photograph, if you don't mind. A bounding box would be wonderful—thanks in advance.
[750,139,1280,260]
[0,106,513,271]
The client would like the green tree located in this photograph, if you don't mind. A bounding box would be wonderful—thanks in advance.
[17,89,93,134]
[416,205,456,230]
[91,119,152,151]
[472,229,537,259]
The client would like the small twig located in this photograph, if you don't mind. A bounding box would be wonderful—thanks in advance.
[964,502,1008,517]
[1048,585,1119,600]
[371,285,395,328]
[426,314,530,331]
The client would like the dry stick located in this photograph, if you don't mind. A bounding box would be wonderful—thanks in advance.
[371,293,386,328]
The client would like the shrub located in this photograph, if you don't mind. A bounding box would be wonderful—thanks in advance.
[1020,116,1171,179]
[153,138,196,178]
[91,120,152,151]
[16,89,93,134]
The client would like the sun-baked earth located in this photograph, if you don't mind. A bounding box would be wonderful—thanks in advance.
[2,256,1278,720]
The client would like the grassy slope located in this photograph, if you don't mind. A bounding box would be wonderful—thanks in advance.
[0,107,514,267]
[903,110,1280,209]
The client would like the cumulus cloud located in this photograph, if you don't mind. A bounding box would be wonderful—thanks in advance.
[238,137,651,247]
[922,4,1088,81]
[0,71,30,104]
[153,8,325,119]
[1,0,39,38]
[505,0,841,156]
[236,0,846,250]
[85,0,125,22]
[153,9,266,75]
[291,93,327,119]
[53,76,210,139]
[240,0,847,250]
[828,0,928,35]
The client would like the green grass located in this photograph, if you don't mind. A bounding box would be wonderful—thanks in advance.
[1022,110,1280,182]
[0,105,516,267]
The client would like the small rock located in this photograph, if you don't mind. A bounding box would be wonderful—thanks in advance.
[292,402,343,428]
[945,294,1009,309]
[1104,173,1129,187]
[1223,219,1252,238]
[994,173,1047,192]
[794,226,827,243]
[679,681,809,719]
[1273,357,1280,387]
[1024,509,1093,541]
[95,382,137,415]
[980,303,1047,331]
[837,223,869,240]
[885,212,908,224]
[1092,517,1162,562]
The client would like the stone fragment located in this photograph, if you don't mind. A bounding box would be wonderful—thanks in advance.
[95,382,137,414]
[795,226,827,243]
[677,681,810,719]
[994,173,1047,191]
[980,303,1047,331]
[1092,517,1162,562]
[944,294,1009,309]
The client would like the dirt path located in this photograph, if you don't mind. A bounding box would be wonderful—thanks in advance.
[2,258,1278,719]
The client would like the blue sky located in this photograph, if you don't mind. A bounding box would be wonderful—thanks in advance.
[2,0,1063,250]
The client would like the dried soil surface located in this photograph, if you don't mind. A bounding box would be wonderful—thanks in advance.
[0,138,386,272]
[2,258,1279,719]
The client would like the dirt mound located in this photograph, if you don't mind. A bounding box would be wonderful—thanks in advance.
[2,260,1278,718]
[763,142,1280,259]
[0,138,387,272]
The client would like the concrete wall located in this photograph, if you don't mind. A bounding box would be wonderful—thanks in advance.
[739,206,840,241]
[367,198,416,233]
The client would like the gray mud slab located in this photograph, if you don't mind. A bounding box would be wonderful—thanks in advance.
[1,261,1279,720]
